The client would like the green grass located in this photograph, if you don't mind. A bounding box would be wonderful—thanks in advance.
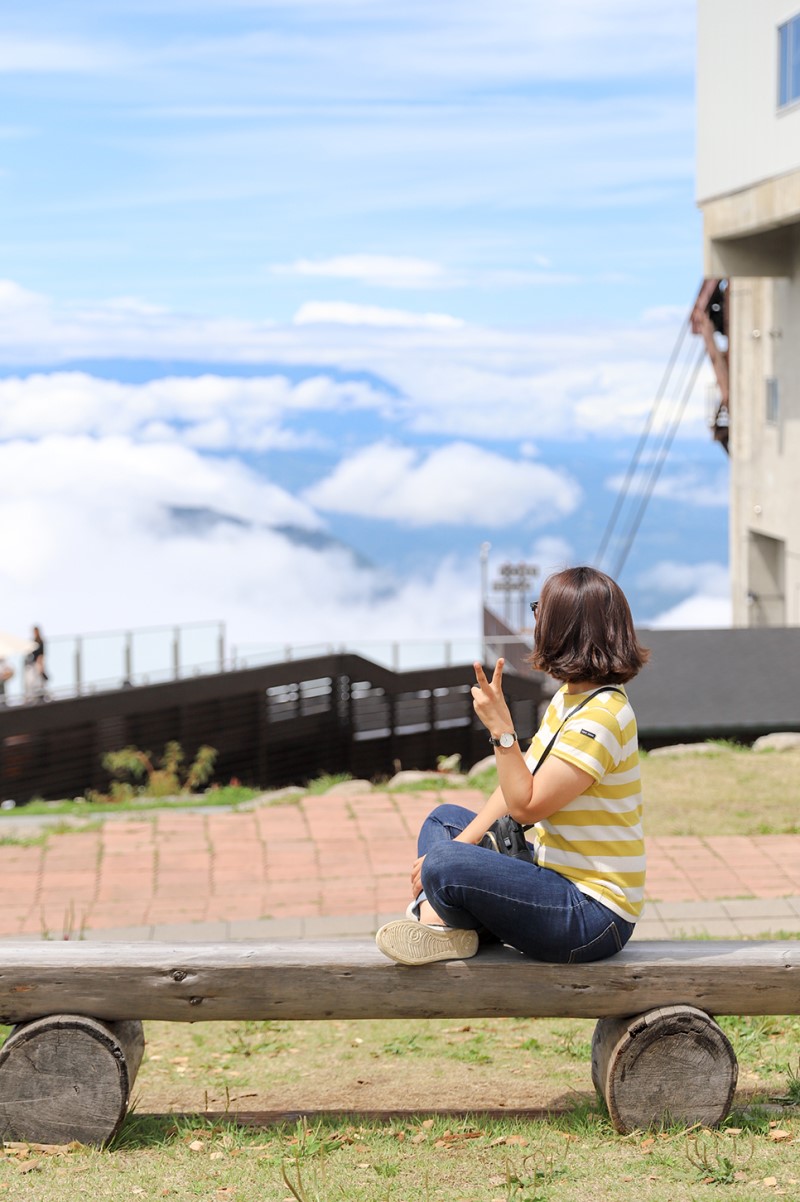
[0,783,262,821]
[0,1014,797,1199]
[0,744,798,1197]
[470,744,800,836]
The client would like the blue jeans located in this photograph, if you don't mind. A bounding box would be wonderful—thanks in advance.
[417,803,634,964]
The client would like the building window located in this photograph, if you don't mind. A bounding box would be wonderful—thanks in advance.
[766,377,780,424]
[778,14,800,108]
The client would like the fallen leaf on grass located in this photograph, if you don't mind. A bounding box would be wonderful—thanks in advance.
[769,1130,793,1143]
[18,1161,41,1174]
[188,1140,205,1152]
[763,1177,778,1187]
[435,1131,483,1145]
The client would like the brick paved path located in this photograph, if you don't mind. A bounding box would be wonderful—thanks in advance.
[1,790,799,941]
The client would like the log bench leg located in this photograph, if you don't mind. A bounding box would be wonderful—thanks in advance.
[591,1004,738,1134]
[0,1014,144,1147]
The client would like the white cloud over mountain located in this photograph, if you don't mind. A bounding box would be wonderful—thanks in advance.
[0,276,730,695]
[303,441,582,527]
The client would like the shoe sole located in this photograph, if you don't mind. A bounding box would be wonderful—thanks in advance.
[375,919,479,965]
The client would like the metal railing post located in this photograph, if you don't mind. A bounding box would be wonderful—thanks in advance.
[124,633,133,686]
[172,627,180,680]
[74,638,83,696]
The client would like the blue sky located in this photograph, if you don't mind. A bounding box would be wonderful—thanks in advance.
[0,0,730,668]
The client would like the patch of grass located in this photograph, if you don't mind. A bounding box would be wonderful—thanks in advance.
[0,783,262,821]
[1,1013,798,1197]
[3,1105,797,1202]
[467,764,499,793]
[304,773,353,795]
[640,744,800,836]
[386,775,469,793]
[0,818,105,849]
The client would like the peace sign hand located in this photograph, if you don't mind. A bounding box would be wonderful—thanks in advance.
[471,658,514,738]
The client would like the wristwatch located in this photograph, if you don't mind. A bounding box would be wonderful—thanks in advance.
[489,731,518,748]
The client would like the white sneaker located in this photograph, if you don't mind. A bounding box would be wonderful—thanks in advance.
[375,918,479,965]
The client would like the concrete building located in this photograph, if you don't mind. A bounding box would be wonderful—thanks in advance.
[696,1,800,625]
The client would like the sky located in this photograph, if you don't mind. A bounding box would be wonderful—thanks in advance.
[0,0,731,682]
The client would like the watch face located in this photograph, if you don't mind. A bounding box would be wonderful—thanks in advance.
[499,732,516,748]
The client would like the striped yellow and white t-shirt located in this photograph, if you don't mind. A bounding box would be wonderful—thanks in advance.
[524,684,645,921]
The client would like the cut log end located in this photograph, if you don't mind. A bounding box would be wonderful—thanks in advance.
[591,1005,738,1134]
[0,1014,144,1147]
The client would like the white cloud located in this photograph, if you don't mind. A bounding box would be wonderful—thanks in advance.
[0,282,716,445]
[647,592,732,629]
[0,37,117,73]
[0,371,392,448]
[293,301,464,329]
[0,435,320,538]
[274,255,450,289]
[0,433,488,679]
[639,561,731,629]
[303,441,581,528]
[606,465,729,509]
[637,560,729,596]
[134,0,694,92]
[0,280,719,449]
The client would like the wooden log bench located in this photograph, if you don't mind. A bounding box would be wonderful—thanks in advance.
[0,938,796,1144]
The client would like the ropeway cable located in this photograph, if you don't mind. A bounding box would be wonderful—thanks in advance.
[611,339,706,580]
[593,285,706,574]
[593,311,692,568]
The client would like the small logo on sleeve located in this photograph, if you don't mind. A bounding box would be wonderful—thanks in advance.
[580,728,596,739]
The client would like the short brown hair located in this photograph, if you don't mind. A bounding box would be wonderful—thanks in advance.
[528,566,649,685]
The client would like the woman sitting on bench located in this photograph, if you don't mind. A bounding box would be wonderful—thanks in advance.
[376,566,649,966]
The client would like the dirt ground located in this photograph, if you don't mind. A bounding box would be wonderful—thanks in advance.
[131,1015,768,1125]
[133,1016,598,1120]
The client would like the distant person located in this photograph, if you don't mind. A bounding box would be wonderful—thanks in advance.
[0,657,12,704]
[376,566,649,967]
[24,625,48,702]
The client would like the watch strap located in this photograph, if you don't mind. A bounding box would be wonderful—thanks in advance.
[488,731,517,747]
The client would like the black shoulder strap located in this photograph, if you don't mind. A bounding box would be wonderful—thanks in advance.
[516,686,624,833]
[531,685,626,778]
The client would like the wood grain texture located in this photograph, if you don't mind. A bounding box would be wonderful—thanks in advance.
[0,940,796,1024]
[591,1005,738,1133]
[0,1015,144,1146]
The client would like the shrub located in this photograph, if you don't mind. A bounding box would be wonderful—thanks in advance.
[101,741,218,798]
